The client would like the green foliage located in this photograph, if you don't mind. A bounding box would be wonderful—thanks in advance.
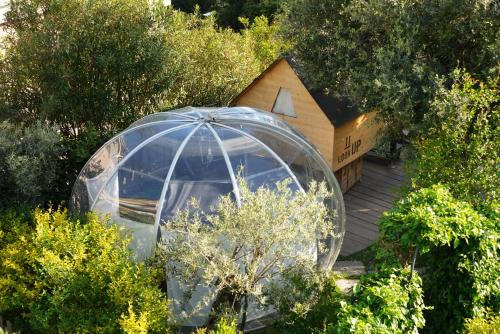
[159,10,261,108]
[379,185,499,333]
[154,179,337,330]
[282,0,499,139]
[216,0,282,30]
[409,69,499,205]
[240,15,290,69]
[0,0,172,136]
[0,121,63,207]
[270,272,343,333]
[331,268,426,334]
[0,2,269,203]
[464,314,500,334]
[0,208,169,333]
[275,268,426,334]
[172,0,282,30]
[195,318,240,334]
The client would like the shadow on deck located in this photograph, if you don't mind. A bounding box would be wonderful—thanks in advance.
[340,158,407,256]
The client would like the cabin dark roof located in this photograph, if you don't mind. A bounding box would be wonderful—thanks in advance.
[309,91,361,127]
[232,56,361,128]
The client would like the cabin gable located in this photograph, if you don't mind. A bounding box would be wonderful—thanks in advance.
[234,59,335,167]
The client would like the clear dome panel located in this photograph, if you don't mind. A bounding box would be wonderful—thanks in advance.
[70,121,188,212]
[129,109,196,128]
[217,108,308,142]
[92,176,156,260]
[221,122,345,268]
[212,125,300,192]
[91,125,197,259]
[226,122,312,188]
[159,126,234,224]
[70,106,347,329]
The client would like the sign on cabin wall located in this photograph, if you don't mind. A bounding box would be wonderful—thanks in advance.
[332,111,381,171]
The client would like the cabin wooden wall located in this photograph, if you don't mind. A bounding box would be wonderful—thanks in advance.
[234,59,336,168]
[332,111,382,171]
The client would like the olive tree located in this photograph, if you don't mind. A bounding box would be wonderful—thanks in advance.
[154,179,337,330]
[282,0,499,140]
[0,0,173,136]
[0,121,63,207]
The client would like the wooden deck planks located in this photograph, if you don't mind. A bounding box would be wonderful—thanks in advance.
[339,158,407,256]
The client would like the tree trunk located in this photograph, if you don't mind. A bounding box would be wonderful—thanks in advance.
[238,294,249,332]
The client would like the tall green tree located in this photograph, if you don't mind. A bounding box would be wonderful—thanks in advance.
[282,0,499,140]
[158,9,261,108]
[409,69,499,205]
[0,0,173,137]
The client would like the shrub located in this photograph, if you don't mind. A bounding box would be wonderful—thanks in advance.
[0,0,172,136]
[153,179,337,330]
[274,268,426,334]
[159,9,261,108]
[195,318,240,334]
[409,69,499,205]
[331,268,426,334]
[379,185,499,333]
[0,121,63,207]
[464,315,500,334]
[0,208,169,333]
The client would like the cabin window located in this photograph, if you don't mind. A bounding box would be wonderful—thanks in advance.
[272,87,297,117]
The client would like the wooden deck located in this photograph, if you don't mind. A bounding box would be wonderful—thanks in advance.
[339,158,407,256]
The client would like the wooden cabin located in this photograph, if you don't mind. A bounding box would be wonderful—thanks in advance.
[232,57,382,192]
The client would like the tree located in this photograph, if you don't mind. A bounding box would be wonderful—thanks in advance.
[0,208,170,333]
[408,69,499,205]
[158,10,261,108]
[0,0,173,137]
[281,0,499,140]
[153,179,338,331]
[240,15,291,69]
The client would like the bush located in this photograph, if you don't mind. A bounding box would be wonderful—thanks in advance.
[0,208,169,333]
[159,10,261,108]
[0,121,63,207]
[379,185,499,333]
[195,318,240,334]
[0,0,172,136]
[464,315,500,334]
[154,179,336,330]
[409,69,499,205]
[274,268,426,334]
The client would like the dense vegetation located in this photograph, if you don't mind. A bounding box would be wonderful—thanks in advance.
[0,0,498,333]
[282,0,499,141]
[379,186,499,333]
[172,0,282,30]
[0,0,281,206]
[0,208,169,333]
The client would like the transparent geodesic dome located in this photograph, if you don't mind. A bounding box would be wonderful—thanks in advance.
[71,106,345,263]
[70,107,345,325]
